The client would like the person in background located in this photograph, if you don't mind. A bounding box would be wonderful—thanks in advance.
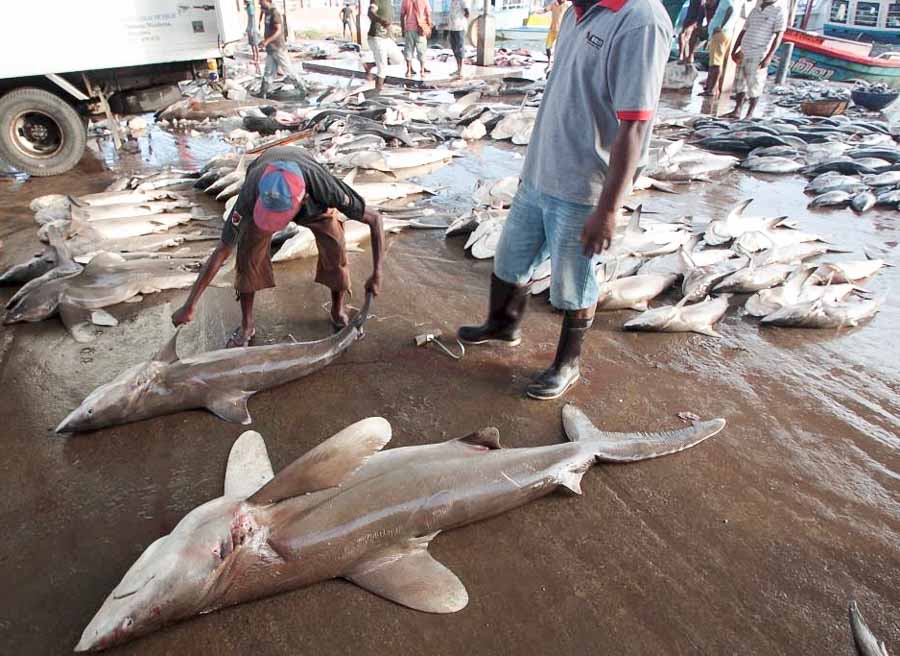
[457,0,672,400]
[171,147,384,346]
[400,0,432,78]
[678,0,705,64]
[245,0,261,74]
[259,0,301,98]
[367,0,394,91]
[542,0,570,72]
[700,0,733,97]
[726,0,786,118]
[340,3,355,40]
[446,0,470,77]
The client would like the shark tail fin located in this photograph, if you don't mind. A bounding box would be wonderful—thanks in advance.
[561,404,725,463]
[248,416,391,505]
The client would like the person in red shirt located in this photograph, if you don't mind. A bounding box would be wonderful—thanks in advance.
[400,0,432,77]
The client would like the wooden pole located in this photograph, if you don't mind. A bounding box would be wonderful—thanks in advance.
[356,0,363,44]
[800,0,815,29]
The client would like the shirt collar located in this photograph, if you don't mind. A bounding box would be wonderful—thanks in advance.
[574,0,628,20]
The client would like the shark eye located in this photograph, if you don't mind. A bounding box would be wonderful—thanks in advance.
[87,409,93,415]
[122,617,133,629]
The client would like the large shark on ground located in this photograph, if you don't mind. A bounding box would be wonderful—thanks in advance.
[56,294,373,433]
[74,405,725,651]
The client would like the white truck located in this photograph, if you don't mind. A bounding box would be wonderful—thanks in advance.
[0,0,246,176]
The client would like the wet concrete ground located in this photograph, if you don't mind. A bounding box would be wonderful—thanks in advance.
[0,88,898,655]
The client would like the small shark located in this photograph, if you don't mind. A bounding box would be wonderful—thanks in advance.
[75,405,725,651]
[850,601,891,656]
[56,294,372,433]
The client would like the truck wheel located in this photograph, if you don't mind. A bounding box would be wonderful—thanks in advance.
[0,87,87,177]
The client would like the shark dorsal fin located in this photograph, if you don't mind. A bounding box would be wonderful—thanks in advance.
[44,223,80,273]
[455,427,502,450]
[154,328,181,364]
[625,205,642,237]
[83,251,127,274]
[225,431,275,498]
[248,416,392,505]
[727,198,753,222]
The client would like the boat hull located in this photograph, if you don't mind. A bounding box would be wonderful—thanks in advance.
[770,28,900,87]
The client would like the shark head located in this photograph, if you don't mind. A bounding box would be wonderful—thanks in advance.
[75,496,253,652]
[56,330,181,433]
[55,360,167,433]
[3,278,65,324]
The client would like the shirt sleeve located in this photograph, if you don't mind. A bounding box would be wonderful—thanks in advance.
[608,24,671,121]
[775,6,787,31]
[332,180,367,221]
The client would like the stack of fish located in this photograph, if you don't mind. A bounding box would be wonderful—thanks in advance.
[444,177,518,260]
[450,196,884,335]
[680,114,900,212]
[769,82,851,108]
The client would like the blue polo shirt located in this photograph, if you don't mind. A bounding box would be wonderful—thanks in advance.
[521,0,673,205]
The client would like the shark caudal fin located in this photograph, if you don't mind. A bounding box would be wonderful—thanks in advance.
[561,404,725,463]
[225,431,275,498]
[248,416,391,504]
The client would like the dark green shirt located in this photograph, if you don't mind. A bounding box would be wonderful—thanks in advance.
[368,0,393,37]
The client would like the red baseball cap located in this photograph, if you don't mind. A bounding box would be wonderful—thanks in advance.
[253,161,306,233]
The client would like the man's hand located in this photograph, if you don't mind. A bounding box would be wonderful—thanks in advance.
[365,271,382,296]
[171,304,195,327]
[581,209,617,256]
[731,48,743,63]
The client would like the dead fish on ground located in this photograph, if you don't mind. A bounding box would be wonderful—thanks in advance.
[72,189,178,207]
[464,210,508,259]
[704,199,790,246]
[638,247,734,277]
[851,191,877,213]
[624,294,730,336]
[70,199,192,222]
[595,272,677,311]
[335,149,453,172]
[473,176,519,208]
[73,404,724,651]
[809,256,889,283]
[713,256,795,293]
[272,219,411,262]
[863,170,900,187]
[680,250,748,302]
[3,249,211,342]
[761,295,882,328]
[57,295,372,433]
[740,156,804,174]
[809,190,851,208]
[490,110,537,141]
[743,267,856,317]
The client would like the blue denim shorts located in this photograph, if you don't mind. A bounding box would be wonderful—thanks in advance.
[494,182,599,311]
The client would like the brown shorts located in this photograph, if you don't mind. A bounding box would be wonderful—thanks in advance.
[235,212,351,295]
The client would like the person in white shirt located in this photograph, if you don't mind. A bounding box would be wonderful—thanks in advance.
[446,0,470,76]
[725,0,786,118]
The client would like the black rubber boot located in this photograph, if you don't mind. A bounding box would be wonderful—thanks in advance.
[526,312,593,400]
[458,274,528,346]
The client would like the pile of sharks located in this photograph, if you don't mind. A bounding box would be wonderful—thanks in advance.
[447,188,886,335]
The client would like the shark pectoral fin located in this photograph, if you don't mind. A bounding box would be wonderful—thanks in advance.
[83,251,127,273]
[455,427,502,450]
[629,301,649,311]
[224,431,275,498]
[59,303,98,343]
[248,417,392,505]
[694,326,720,337]
[347,539,469,613]
[205,391,253,425]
